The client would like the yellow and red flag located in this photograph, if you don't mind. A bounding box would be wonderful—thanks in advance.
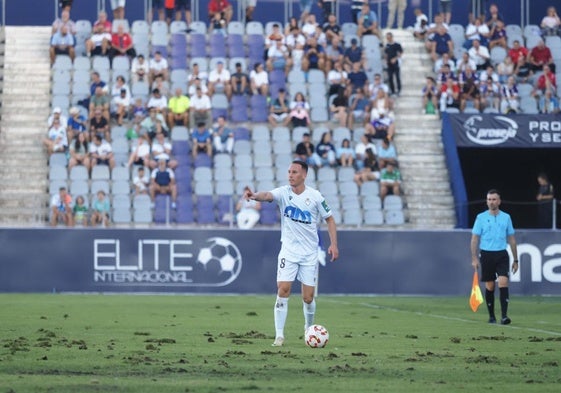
[469,271,484,312]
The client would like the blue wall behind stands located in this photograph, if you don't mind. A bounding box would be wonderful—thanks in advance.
[1,228,560,295]
[3,0,553,27]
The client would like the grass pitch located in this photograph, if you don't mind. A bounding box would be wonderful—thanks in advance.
[1,294,560,392]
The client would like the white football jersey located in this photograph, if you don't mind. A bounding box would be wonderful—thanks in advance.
[270,185,332,258]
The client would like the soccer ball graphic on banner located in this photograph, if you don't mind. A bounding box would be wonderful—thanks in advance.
[197,237,242,276]
[305,324,329,348]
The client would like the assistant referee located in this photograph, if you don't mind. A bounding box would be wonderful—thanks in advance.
[470,189,519,325]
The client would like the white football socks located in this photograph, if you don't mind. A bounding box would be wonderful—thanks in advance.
[303,299,316,331]
[274,296,289,338]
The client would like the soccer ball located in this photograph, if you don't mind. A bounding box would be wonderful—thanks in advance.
[305,324,329,348]
[197,237,242,275]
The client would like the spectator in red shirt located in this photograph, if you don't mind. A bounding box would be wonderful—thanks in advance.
[528,39,555,73]
[508,40,528,65]
[109,24,136,61]
[534,64,557,95]
[93,10,112,33]
[208,0,233,25]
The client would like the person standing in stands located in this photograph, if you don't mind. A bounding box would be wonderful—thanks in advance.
[384,32,403,96]
[536,173,555,229]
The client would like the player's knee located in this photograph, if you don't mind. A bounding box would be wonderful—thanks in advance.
[302,294,314,304]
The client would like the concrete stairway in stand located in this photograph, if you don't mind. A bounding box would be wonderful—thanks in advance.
[0,26,51,226]
[386,29,456,229]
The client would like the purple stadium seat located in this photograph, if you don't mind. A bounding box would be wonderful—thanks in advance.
[170,33,187,47]
[250,95,268,122]
[154,194,171,223]
[151,45,168,57]
[190,34,207,57]
[209,34,226,57]
[230,95,249,123]
[171,57,188,70]
[172,140,191,156]
[227,35,245,57]
[233,127,250,140]
[194,153,212,168]
[268,69,286,85]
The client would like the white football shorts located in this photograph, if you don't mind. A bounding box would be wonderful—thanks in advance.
[277,248,318,286]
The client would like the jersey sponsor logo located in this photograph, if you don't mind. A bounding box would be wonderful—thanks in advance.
[283,206,312,224]
[321,200,331,213]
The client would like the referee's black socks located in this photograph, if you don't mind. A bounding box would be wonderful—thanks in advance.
[499,287,509,318]
[485,289,495,319]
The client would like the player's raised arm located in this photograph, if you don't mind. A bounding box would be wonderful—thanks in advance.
[244,186,274,203]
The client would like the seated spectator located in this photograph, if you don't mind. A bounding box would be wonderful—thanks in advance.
[89,86,110,121]
[367,73,390,100]
[236,187,261,229]
[48,106,68,129]
[353,147,379,186]
[59,0,73,12]
[285,16,299,36]
[347,61,368,93]
[68,131,90,170]
[89,134,115,170]
[208,0,233,25]
[458,66,478,91]
[508,40,529,66]
[230,62,250,96]
[301,13,319,38]
[213,115,234,154]
[540,6,561,37]
[377,138,398,169]
[284,92,311,128]
[357,3,380,38]
[365,112,395,140]
[468,39,491,71]
[49,25,75,65]
[434,52,456,74]
[514,55,532,83]
[424,14,449,53]
[533,64,557,96]
[265,23,285,50]
[422,76,438,114]
[456,51,477,74]
[249,62,269,96]
[86,24,111,57]
[134,167,150,195]
[370,88,393,121]
[330,86,349,127]
[311,132,337,168]
[488,20,507,50]
[500,76,520,114]
[73,195,89,226]
[354,134,377,170]
[436,63,455,90]
[189,87,212,128]
[301,36,326,73]
[343,38,364,72]
[88,71,107,102]
[379,163,401,200]
[150,159,177,209]
[89,108,110,141]
[285,25,306,69]
[327,60,348,97]
[131,98,148,123]
[167,87,190,127]
[413,8,429,40]
[209,11,227,35]
[151,73,171,98]
[294,132,315,165]
[111,87,131,126]
[268,88,290,126]
[43,117,68,156]
[528,39,555,73]
[109,25,136,61]
[478,65,499,86]
[67,106,87,141]
[323,13,342,44]
[111,0,126,19]
[430,25,454,62]
[149,51,169,85]
[93,10,112,33]
[464,16,490,49]
[479,78,500,111]
[52,9,76,34]
[538,89,560,114]
[150,131,178,169]
[90,190,111,227]
[324,35,344,73]
[497,55,515,84]
[141,107,169,136]
[460,77,481,112]
[486,3,504,30]
[126,134,151,168]
[208,61,232,98]
[439,78,461,112]
[192,122,213,159]
[266,38,293,75]
[147,88,168,118]
[336,138,355,167]
[348,87,369,129]
[131,54,149,83]
[50,187,73,227]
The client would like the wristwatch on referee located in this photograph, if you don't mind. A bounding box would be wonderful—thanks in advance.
[513,259,519,263]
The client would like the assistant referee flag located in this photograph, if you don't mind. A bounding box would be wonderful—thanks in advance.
[470,271,484,312]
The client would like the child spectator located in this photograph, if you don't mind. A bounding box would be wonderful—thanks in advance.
[336,138,355,167]
[73,195,89,226]
[91,190,111,227]
[379,163,401,200]
[134,167,150,195]
[150,159,178,209]
[284,92,310,128]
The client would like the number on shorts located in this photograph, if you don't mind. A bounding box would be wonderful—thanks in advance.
[280,258,285,269]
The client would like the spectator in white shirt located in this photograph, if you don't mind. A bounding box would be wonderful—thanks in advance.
[434,52,456,74]
[468,39,491,71]
[189,86,212,128]
[250,62,269,96]
[131,54,149,83]
[149,51,169,84]
[207,61,232,98]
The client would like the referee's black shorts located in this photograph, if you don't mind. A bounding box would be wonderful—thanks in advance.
[480,250,510,281]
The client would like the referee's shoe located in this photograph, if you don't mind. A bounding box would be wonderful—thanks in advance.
[501,316,511,325]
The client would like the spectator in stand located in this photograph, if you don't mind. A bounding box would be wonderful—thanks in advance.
[150,159,178,209]
[353,147,379,186]
[231,62,250,96]
[209,12,228,35]
[48,106,68,129]
[350,0,367,24]
[167,87,190,127]
[460,77,481,112]
[108,25,136,61]
[285,25,306,70]
[150,130,178,169]
[425,13,449,52]
[43,117,68,156]
[147,88,168,119]
[434,52,456,74]
[49,25,75,65]
[67,106,87,142]
[533,64,557,96]
[458,65,478,90]
[384,32,403,96]
[73,195,89,226]
[343,38,364,73]
[440,0,452,24]
[284,92,311,128]
[89,108,110,141]
[50,187,73,227]
[357,3,380,39]
[90,190,111,227]
[133,167,150,195]
[294,132,315,165]
[478,65,499,86]
[266,39,293,76]
[386,0,407,29]
[268,88,290,127]
[500,76,520,114]
[347,61,368,93]
[59,0,73,13]
[539,89,560,114]
[312,132,337,168]
[301,36,326,73]
[52,9,75,34]
[131,98,148,124]
[236,189,261,229]
[192,122,213,159]
[126,134,151,168]
[265,23,285,51]
[413,8,429,40]
[330,86,349,127]
[89,86,110,121]
[365,112,395,140]
[301,13,319,38]
[439,78,461,112]
[497,55,515,84]
[323,13,342,44]
[528,39,555,73]
[111,87,131,126]
[508,40,528,66]
[485,3,504,30]
[367,73,390,100]
[86,24,111,57]
[468,39,491,71]
[149,51,169,85]
[213,115,234,154]
[327,60,348,97]
[244,0,256,23]
[464,16,490,49]
[456,51,477,73]
[354,134,377,170]
[110,0,126,20]
[348,87,369,129]
[150,0,165,22]
[377,137,398,169]
[89,134,115,170]
[189,86,212,128]
[208,61,232,98]
[429,25,454,62]
[369,89,393,121]
[284,16,299,36]
[436,63,455,91]
[488,20,507,50]
[541,6,561,37]
[422,76,439,114]
[318,0,336,24]
[249,62,269,96]
[479,78,500,112]
[324,35,345,73]
[336,138,355,168]
[379,163,401,200]
[141,107,169,136]
[94,10,112,33]
[208,0,233,25]
[131,54,149,83]
[151,72,170,98]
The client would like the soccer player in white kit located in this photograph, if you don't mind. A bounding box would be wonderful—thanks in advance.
[243,160,339,346]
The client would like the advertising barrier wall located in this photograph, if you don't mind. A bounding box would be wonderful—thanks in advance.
[1,229,560,295]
